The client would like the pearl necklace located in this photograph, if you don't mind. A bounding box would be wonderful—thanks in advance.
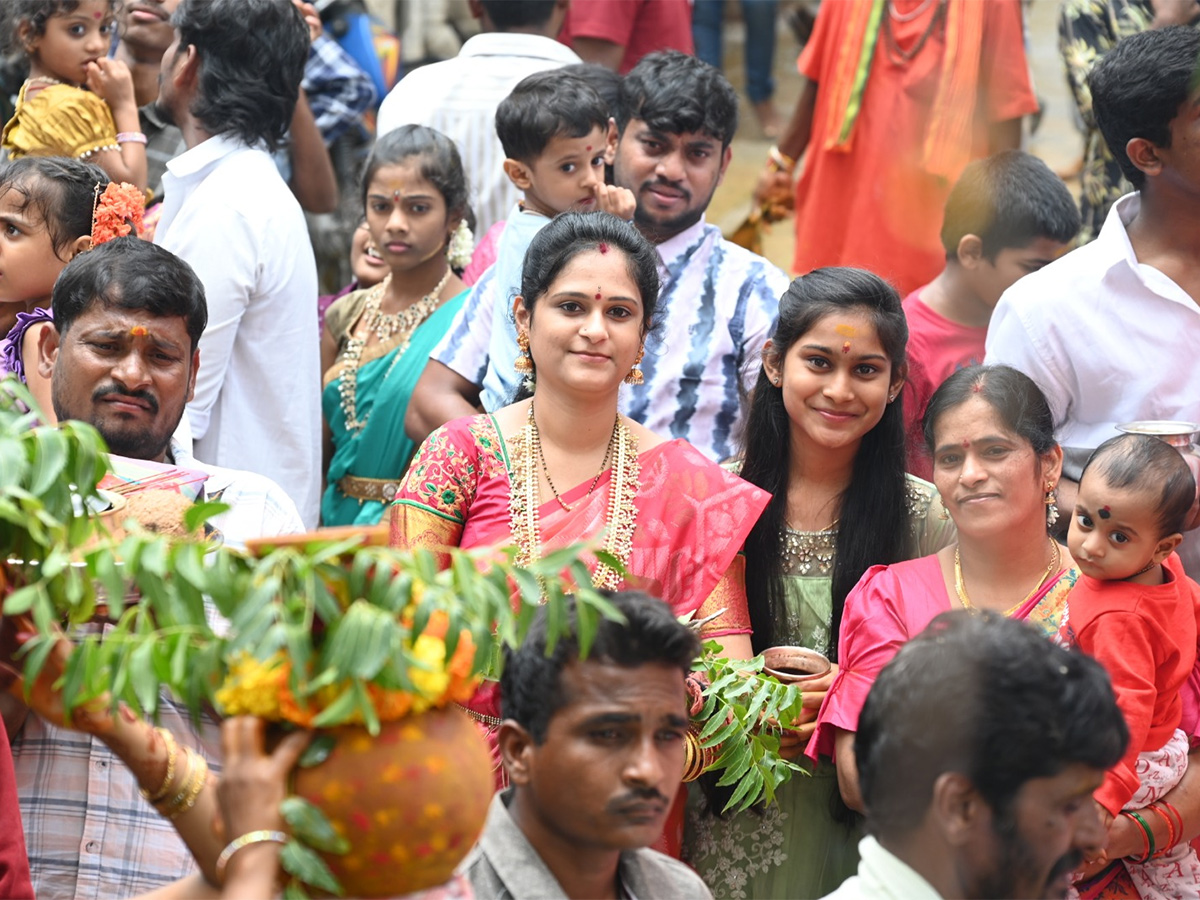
[336,271,450,434]
[508,405,639,591]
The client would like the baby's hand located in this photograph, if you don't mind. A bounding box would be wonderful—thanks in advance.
[85,58,135,111]
[594,183,636,220]
[291,0,323,43]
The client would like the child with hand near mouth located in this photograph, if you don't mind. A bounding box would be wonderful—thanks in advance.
[2,0,148,192]
[1063,433,1200,897]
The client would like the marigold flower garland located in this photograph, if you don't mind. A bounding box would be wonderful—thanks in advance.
[91,182,146,245]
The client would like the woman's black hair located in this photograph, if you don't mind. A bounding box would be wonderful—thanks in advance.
[512,211,659,402]
[922,364,1057,460]
[359,124,470,227]
[740,267,909,661]
[0,157,109,260]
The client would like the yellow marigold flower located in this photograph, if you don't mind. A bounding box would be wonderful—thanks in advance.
[215,652,286,719]
[408,634,451,713]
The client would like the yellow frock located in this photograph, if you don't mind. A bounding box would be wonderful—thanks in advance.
[2,82,118,160]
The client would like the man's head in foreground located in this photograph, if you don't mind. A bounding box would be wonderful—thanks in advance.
[39,237,207,461]
[499,591,701,851]
[856,610,1128,900]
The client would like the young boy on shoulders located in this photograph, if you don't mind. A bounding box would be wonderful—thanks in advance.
[903,150,1080,477]
[449,70,635,411]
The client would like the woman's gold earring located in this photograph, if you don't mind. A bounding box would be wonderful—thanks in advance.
[624,347,645,386]
[514,331,533,374]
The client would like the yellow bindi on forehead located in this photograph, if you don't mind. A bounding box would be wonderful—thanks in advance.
[130,326,148,337]
[834,324,857,338]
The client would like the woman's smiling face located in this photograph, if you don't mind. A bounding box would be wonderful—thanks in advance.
[764,309,903,455]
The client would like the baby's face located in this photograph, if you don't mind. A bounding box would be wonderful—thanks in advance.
[1068,476,1163,581]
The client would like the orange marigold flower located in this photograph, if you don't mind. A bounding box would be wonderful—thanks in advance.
[92,182,146,246]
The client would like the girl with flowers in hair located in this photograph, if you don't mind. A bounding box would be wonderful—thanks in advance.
[1,0,148,192]
[319,125,474,527]
[0,156,143,415]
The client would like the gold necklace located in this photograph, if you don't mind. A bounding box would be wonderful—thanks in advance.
[509,406,639,591]
[336,271,449,434]
[955,538,1062,616]
[529,402,617,512]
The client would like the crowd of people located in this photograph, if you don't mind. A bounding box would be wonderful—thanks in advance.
[1,0,1200,898]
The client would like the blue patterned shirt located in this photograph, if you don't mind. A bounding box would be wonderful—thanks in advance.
[432,218,787,461]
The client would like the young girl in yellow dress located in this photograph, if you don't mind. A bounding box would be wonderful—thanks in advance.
[2,0,148,192]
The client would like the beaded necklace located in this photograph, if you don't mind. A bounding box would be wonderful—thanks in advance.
[336,270,450,434]
[508,403,639,590]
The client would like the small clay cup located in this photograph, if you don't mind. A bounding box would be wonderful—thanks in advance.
[762,645,832,684]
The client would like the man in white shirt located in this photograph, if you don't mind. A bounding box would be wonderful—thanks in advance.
[19,237,301,900]
[824,612,1125,900]
[985,27,1200,570]
[154,0,321,527]
[375,0,577,236]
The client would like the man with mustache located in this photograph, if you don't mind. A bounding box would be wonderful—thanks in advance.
[825,611,1127,900]
[407,50,788,463]
[462,590,713,899]
[6,237,302,900]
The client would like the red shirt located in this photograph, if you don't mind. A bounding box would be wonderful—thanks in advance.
[1063,554,1200,816]
[559,0,693,74]
[0,724,32,900]
[901,288,987,479]
[793,0,1037,293]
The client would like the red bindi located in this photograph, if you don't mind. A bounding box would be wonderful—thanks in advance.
[595,293,602,300]
[841,341,851,354]
[962,440,970,448]
[586,145,593,151]
[598,242,609,254]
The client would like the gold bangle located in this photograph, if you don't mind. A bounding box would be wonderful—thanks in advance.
[165,754,208,821]
[767,145,796,174]
[215,830,289,883]
[682,730,705,782]
[139,727,178,803]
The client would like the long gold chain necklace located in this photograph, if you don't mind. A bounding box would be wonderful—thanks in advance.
[509,404,639,590]
[955,537,1062,616]
[337,270,450,433]
[529,402,617,512]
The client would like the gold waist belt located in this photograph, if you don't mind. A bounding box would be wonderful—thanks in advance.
[337,475,401,503]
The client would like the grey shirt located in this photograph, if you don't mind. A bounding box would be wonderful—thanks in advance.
[460,791,714,900]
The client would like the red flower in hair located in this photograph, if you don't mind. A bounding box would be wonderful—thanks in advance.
[91,182,146,246]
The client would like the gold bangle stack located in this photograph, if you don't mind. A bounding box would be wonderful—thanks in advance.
[138,727,178,803]
[153,747,209,821]
[682,730,715,782]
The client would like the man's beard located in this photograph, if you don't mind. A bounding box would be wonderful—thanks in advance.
[966,811,1083,900]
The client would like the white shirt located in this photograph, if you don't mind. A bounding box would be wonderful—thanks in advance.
[156,134,321,527]
[986,192,1200,572]
[822,837,943,900]
[375,32,581,236]
[433,217,788,462]
[172,438,305,549]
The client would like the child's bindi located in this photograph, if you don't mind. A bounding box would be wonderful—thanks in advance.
[1099,506,1112,519]
[598,242,609,254]
[130,326,148,337]
[585,145,593,152]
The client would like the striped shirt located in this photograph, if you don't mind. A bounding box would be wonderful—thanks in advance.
[375,33,581,236]
[13,450,302,900]
[433,218,788,462]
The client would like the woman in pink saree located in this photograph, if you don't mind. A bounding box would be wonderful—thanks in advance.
[808,365,1076,807]
[390,213,769,798]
